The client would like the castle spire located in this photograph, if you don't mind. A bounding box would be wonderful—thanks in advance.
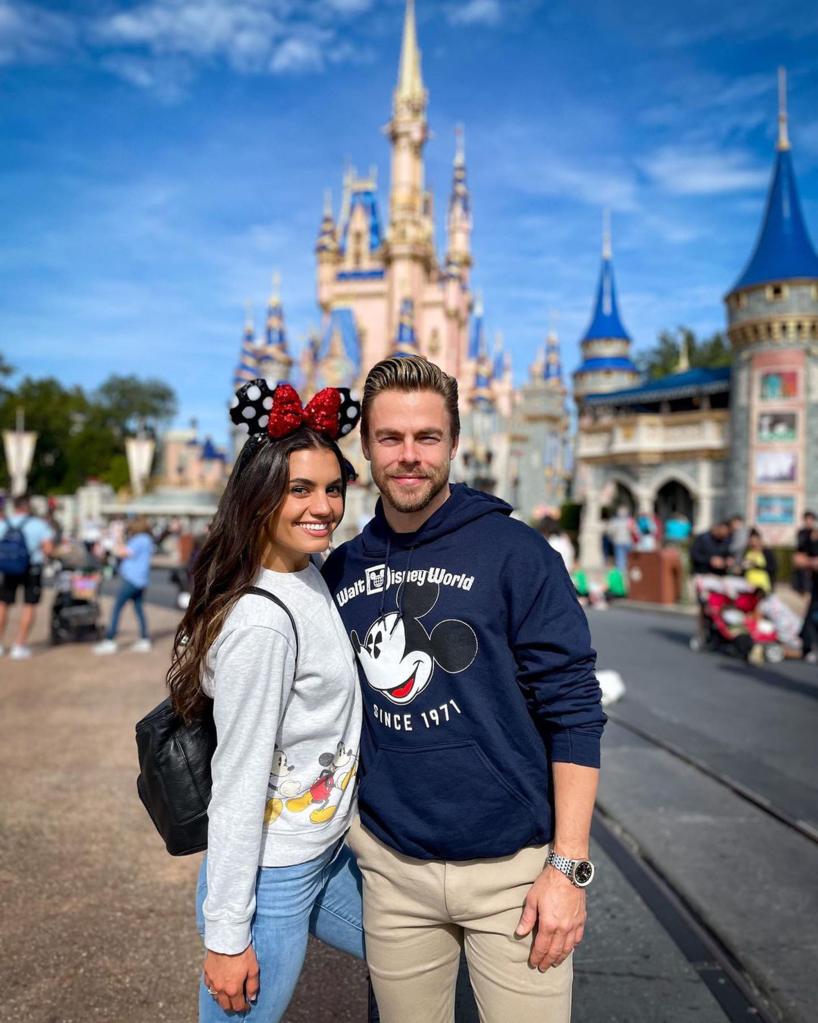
[573,213,640,403]
[729,71,818,293]
[446,123,472,280]
[233,309,259,389]
[777,66,790,152]
[544,327,563,387]
[602,206,612,259]
[395,0,425,112]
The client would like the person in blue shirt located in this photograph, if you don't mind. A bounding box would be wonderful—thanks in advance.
[94,516,155,654]
[0,495,55,660]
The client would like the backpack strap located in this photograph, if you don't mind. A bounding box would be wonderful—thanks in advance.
[245,587,299,663]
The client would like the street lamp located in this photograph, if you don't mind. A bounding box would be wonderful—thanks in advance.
[3,407,37,497]
[125,424,155,498]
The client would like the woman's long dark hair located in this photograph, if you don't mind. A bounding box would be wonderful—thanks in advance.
[167,426,347,722]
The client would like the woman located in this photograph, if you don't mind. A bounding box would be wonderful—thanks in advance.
[93,515,154,654]
[167,382,365,1022]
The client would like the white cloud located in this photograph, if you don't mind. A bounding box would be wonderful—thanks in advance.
[0,0,75,64]
[270,31,326,73]
[448,0,502,26]
[642,147,769,196]
[323,0,374,12]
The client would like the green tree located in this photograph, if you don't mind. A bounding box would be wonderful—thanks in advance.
[636,327,732,380]
[93,374,177,437]
[0,373,178,494]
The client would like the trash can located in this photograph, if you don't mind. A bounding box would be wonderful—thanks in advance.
[627,548,682,604]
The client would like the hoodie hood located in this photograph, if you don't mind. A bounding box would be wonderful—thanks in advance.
[361,483,511,556]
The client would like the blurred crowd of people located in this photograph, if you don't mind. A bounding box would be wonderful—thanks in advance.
[537,504,818,663]
[0,496,170,660]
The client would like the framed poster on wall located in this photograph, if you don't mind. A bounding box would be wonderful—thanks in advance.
[755,451,797,484]
[759,371,798,400]
[756,411,797,442]
[756,495,796,525]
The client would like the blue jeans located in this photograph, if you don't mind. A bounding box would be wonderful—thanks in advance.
[106,581,148,640]
[195,841,365,1022]
[613,543,631,575]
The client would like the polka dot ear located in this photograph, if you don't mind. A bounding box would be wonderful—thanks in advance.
[230,378,275,435]
[335,388,361,437]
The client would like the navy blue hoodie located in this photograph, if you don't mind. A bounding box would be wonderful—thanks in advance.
[322,484,605,860]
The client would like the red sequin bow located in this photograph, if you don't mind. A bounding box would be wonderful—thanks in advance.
[267,384,342,440]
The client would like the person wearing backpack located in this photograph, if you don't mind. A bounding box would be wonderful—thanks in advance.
[166,381,367,1023]
[0,494,55,660]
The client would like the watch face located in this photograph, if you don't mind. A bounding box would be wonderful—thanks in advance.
[573,861,594,886]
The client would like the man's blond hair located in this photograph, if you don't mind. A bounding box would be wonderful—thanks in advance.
[361,356,460,441]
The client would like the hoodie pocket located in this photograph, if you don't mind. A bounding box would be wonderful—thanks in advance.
[359,741,542,859]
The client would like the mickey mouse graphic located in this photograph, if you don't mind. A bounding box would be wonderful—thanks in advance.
[351,579,478,705]
[263,747,303,825]
[286,741,358,825]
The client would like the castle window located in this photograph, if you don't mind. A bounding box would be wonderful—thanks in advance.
[736,292,748,309]
[765,284,788,302]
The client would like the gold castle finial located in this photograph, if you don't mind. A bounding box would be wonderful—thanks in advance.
[244,300,254,330]
[396,0,424,106]
[677,335,690,373]
[777,66,790,152]
[269,271,281,304]
[602,207,612,260]
[455,123,465,165]
[323,189,333,219]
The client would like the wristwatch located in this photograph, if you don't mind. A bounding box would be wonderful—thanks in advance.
[546,849,595,888]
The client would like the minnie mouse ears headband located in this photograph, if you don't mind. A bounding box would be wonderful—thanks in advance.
[230,380,361,443]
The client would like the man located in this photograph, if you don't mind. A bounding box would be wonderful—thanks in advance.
[323,356,604,1022]
[794,510,817,599]
[0,495,55,659]
[794,521,818,663]
[690,520,733,576]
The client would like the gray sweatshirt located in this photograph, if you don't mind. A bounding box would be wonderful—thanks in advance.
[201,564,361,954]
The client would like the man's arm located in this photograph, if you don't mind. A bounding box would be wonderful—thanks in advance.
[515,763,599,970]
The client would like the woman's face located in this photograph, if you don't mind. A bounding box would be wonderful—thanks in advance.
[264,447,345,570]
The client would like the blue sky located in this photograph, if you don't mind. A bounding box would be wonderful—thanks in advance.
[2,0,818,447]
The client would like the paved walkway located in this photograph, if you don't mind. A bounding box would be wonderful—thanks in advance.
[0,596,368,1023]
[2,590,760,1023]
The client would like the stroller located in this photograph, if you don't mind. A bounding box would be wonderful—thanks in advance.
[51,555,103,645]
[690,576,784,664]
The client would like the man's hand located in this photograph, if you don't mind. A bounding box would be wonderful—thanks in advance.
[515,864,586,971]
[203,945,260,1014]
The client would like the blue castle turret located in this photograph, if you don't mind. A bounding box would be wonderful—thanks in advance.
[233,310,259,389]
[257,273,293,384]
[724,69,818,530]
[573,212,641,405]
[392,297,421,357]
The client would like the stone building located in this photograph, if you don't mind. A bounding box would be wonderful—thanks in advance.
[574,72,817,564]
[723,71,818,544]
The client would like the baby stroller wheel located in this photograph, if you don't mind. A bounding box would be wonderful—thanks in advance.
[689,636,702,652]
[764,643,785,664]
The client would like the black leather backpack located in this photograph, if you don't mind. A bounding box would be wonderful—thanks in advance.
[135,588,298,856]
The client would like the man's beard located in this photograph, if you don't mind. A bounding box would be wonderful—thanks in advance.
[372,460,450,515]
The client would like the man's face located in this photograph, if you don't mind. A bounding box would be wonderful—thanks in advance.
[362,389,457,515]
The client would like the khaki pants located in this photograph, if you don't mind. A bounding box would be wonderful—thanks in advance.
[347,816,572,1023]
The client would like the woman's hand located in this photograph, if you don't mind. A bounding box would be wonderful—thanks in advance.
[203,945,260,1014]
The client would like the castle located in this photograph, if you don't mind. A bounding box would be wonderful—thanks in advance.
[228,8,817,556]
[230,0,570,523]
